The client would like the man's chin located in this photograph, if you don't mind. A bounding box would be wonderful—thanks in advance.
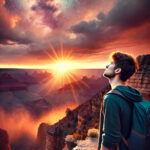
[103,73,115,79]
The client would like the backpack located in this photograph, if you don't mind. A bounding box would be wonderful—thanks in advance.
[109,89,150,150]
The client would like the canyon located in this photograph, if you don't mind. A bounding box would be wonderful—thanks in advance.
[0,54,150,150]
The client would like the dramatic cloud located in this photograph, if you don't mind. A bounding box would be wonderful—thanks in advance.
[0,0,150,67]
[106,0,150,29]
[31,0,62,29]
[70,0,150,52]
[0,0,35,45]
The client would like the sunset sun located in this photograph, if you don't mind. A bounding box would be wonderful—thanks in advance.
[41,44,89,104]
[56,60,71,72]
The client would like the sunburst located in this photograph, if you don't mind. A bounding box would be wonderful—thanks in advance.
[39,44,90,103]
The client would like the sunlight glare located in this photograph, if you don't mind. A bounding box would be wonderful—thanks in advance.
[56,60,70,72]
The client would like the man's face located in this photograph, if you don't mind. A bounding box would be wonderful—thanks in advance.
[103,62,116,79]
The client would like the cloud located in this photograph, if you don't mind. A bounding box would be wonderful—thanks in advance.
[69,0,150,52]
[4,0,24,14]
[0,0,113,55]
[106,0,150,29]
[31,0,62,29]
[0,0,150,65]
[22,0,150,60]
[0,0,35,44]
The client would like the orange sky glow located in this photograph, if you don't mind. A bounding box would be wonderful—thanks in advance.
[0,48,149,69]
[0,0,150,69]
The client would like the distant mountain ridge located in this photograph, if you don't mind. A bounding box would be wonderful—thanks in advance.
[0,73,27,91]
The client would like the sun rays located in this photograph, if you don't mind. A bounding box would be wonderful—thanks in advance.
[39,44,90,103]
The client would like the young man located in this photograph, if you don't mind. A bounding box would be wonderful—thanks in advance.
[98,52,142,150]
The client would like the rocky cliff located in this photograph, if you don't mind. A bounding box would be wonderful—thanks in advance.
[0,128,11,150]
[37,86,110,150]
[128,54,150,97]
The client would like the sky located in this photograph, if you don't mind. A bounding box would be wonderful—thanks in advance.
[0,0,150,69]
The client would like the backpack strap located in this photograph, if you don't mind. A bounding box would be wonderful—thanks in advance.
[146,107,150,136]
[121,135,129,147]
[107,89,132,150]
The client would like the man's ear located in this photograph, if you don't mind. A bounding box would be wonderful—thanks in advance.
[115,68,121,74]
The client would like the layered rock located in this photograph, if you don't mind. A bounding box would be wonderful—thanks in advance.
[0,128,11,150]
[36,123,49,150]
[14,72,38,84]
[0,73,27,91]
[128,54,150,96]
[46,126,64,150]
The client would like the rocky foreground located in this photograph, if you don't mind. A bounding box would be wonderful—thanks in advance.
[73,137,98,150]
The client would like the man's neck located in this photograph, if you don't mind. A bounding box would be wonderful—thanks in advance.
[109,76,126,89]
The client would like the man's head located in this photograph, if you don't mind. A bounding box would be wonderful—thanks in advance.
[103,52,139,82]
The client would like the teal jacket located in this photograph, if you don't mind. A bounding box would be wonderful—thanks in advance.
[98,85,142,150]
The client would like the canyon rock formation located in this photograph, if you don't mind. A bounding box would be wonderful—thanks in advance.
[128,54,150,97]
[0,128,11,150]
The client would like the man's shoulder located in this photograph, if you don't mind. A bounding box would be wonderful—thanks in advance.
[104,91,124,101]
[103,91,128,107]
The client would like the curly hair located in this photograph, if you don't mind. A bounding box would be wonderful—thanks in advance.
[111,52,139,81]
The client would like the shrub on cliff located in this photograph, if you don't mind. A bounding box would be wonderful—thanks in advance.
[73,133,82,141]
[87,128,99,138]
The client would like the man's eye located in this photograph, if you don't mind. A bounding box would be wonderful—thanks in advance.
[106,64,110,68]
